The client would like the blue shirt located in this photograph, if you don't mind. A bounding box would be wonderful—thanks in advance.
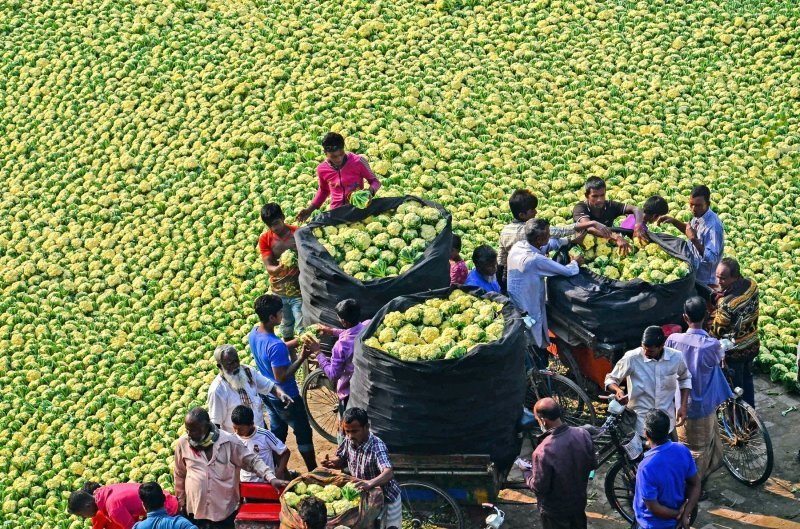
[132,509,197,529]
[634,441,697,529]
[464,268,501,293]
[249,326,300,398]
[689,208,724,285]
[665,329,733,419]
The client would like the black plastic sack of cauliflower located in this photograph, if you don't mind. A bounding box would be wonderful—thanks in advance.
[295,196,452,328]
[349,285,527,470]
[547,232,697,345]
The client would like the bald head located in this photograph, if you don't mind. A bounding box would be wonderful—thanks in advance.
[534,398,562,422]
[185,407,211,426]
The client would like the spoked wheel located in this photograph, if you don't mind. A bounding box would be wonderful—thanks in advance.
[546,339,584,389]
[604,459,638,524]
[301,369,339,444]
[399,481,464,529]
[525,370,597,427]
[717,399,774,486]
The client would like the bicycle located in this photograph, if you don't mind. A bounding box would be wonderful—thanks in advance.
[300,335,340,444]
[716,340,774,486]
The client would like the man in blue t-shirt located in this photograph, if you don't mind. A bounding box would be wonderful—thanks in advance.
[249,294,317,470]
[634,410,701,529]
[464,245,501,293]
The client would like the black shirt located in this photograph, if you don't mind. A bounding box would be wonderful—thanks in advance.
[572,200,628,227]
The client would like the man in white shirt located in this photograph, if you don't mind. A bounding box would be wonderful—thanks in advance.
[507,218,582,365]
[207,344,293,432]
[231,405,291,481]
[605,326,692,437]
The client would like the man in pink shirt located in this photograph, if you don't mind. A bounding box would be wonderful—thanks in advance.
[296,132,381,221]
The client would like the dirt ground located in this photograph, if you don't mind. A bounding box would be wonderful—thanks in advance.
[285,374,800,528]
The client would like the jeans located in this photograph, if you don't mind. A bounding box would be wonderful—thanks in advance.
[263,395,314,453]
[727,358,755,408]
[279,296,303,340]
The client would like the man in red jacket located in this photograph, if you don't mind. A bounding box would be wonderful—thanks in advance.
[296,132,381,221]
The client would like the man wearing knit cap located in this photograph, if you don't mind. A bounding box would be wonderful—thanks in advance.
[605,326,692,437]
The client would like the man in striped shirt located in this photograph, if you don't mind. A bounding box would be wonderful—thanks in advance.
[497,189,611,288]
[231,405,291,482]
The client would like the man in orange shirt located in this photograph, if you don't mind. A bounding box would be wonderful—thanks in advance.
[258,203,303,344]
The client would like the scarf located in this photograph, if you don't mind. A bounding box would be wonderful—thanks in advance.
[189,423,220,449]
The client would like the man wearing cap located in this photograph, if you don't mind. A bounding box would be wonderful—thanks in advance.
[605,326,692,437]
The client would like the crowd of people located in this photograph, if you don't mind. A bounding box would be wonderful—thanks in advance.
[66,132,765,529]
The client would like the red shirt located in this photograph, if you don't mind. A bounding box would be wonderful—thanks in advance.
[311,153,381,210]
[257,226,300,297]
[92,483,178,529]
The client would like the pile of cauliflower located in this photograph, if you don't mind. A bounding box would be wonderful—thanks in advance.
[364,290,505,361]
[571,234,691,284]
[311,201,445,281]
[283,482,361,518]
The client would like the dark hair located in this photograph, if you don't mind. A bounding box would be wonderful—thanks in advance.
[186,407,211,425]
[534,400,562,421]
[509,189,538,221]
[644,409,671,444]
[719,257,740,278]
[451,233,462,251]
[642,325,667,347]
[231,405,255,426]
[683,296,707,324]
[261,203,285,226]
[472,245,497,267]
[343,407,369,426]
[336,298,361,327]
[254,294,283,324]
[690,185,711,203]
[298,496,328,529]
[321,132,345,152]
[643,196,669,217]
[524,218,550,246]
[139,482,166,512]
[584,176,606,196]
[67,482,101,515]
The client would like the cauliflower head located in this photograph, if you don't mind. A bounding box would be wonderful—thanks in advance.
[422,307,443,326]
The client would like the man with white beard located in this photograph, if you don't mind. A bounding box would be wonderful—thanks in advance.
[207,344,293,432]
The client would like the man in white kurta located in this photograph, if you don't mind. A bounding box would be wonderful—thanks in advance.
[507,219,581,351]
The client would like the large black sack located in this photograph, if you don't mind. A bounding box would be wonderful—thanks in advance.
[349,286,527,468]
[295,196,452,328]
[547,232,697,344]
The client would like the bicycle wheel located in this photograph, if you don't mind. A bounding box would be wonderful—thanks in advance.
[604,458,638,524]
[525,371,597,427]
[399,481,464,529]
[547,339,584,389]
[717,399,774,486]
[301,369,339,444]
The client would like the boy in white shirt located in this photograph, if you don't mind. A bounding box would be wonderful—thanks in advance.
[231,405,291,482]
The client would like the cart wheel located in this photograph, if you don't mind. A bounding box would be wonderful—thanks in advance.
[717,399,774,486]
[301,369,339,444]
[399,481,464,529]
[549,338,584,389]
[525,371,597,427]
[604,458,638,523]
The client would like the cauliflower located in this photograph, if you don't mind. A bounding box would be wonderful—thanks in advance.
[386,221,403,237]
[365,246,380,259]
[364,337,382,349]
[398,247,419,265]
[432,337,456,352]
[294,482,308,495]
[396,202,416,214]
[420,326,440,344]
[595,242,613,257]
[331,499,353,516]
[418,343,444,361]
[323,484,342,501]
[397,327,422,345]
[644,243,662,256]
[323,226,339,237]
[420,224,437,242]
[445,345,467,360]
[352,232,372,251]
[404,305,424,324]
[449,289,467,301]
[420,207,441,223]
[410,238,427,252]
[307,484,324,495]
[384,341,402,356]
[441,327,461,340]
[439,300,458,316]
[401,228,418,242]
[373,233,390,248]
[604,265,620,280]
[284,492,302,508]
[380,250,396,264]
[378,327,397,343]
[485,321,504,340]
[435,219,447,232]
[398,344,419,361]
[388,237,406,251]
[399,264,413,274]
[450,313,469,329]
[383,311,405,329]
[342,261,363,276]
[455,295,474,311]
[402,212,422,228]
[386,265,399,275]
[313,228,323,239]
[462,324,486,343]
[366,221,383,235]
[427,299,444,309]
[422,307,443,326]
[326,504,335,517]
